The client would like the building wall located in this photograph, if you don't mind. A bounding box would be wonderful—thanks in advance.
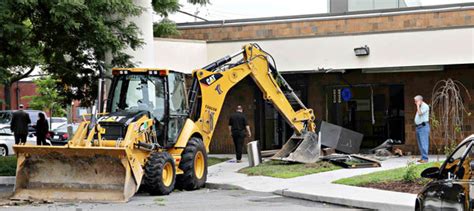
[0,82,37,110]
[176,7,474,41]
[0,82,83,121]
[306,65,474,154]
[209,77,256,154]
[205,28,474,71]
[170,6,474,154]
[153,38,207,74]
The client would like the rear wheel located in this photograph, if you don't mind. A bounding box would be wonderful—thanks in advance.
[176,137,207,190]
[144,151,176,195]
[0,145,7,156]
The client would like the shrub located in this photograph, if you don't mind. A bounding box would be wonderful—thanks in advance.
[403,160,417,182]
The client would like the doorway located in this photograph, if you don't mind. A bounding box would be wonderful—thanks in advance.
[326,84,405,148]
[255,74,308,150]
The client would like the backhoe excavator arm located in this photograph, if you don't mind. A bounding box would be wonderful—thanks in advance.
[172,44,315,153]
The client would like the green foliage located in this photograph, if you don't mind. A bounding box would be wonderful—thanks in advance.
[0,0,42,109]
[152,0,210,37]
[207,157,230,166]
[239,161,340,179]
[152,0,209,17]
[403,160,417,182]
[2,0,209,107]
[153,19,180,37]
[24,77,66,117]
[0,156,17,176]
[0,0,145,107]
[334,162,436,186]
[152,0,180,17]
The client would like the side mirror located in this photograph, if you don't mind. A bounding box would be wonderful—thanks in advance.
[421,167,440,179]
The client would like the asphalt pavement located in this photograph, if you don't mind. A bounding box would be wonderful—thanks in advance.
[0,188,356,211]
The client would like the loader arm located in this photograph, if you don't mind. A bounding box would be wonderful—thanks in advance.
[171,44,316,156]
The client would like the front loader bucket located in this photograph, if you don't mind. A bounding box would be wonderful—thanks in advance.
[12,145,137,202]
[272,132,321,163]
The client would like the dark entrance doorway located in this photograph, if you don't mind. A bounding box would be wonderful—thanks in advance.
[254,74,309,150]
[326,84,405,148]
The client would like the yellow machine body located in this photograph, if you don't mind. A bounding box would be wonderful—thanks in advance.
[12,44,316,202]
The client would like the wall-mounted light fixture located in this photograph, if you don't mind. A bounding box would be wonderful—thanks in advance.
[354,45,370,56]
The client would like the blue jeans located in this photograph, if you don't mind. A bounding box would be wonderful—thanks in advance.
[416,124,430,161]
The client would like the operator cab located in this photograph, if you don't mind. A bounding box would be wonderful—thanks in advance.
[106,68,188,147]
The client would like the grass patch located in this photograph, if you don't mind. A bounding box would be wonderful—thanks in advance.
[333,162,438,186]
[238,160,341,179]
[0,156,16,176]
[208,157,230,166]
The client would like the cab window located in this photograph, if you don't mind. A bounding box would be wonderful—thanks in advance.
[110,74,165,120]
[167,72,187,115]
[441,141,473,180]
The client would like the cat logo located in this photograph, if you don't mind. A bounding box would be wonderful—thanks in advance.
[99,116,125,122]
[199,73,223,86]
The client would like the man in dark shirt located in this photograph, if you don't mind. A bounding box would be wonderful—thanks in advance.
[228,105,251,162]
[11,104,31,144]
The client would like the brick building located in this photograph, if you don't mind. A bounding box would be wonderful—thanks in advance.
[0,81,85,122]
[153,2,474,154]
[0,81,37,110]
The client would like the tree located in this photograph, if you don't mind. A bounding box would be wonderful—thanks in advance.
[430,78,471,156]
[152,0,210,37]
[0,1,42,109]
[1,0,209,108]
[23,76,66,117]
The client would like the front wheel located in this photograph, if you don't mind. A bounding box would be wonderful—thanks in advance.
[143,151,176,195]
[0,145,7,156]
[176,137,207,190]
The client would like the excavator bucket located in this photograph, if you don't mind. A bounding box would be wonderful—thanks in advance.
[272,132,321,163]
[12,145,138,202]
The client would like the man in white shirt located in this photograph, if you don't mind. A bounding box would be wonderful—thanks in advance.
[414,95,430,163]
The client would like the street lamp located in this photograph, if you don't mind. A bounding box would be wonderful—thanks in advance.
[354,45,370,56]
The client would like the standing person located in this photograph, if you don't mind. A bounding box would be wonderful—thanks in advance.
[414,95,430,163]
[10,104,31,145]
[228,105,251,163]
[35,113,49,146]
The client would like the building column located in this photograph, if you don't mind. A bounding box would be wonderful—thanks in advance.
[126,0,155,67]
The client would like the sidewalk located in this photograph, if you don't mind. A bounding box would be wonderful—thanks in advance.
[207,154,442,210]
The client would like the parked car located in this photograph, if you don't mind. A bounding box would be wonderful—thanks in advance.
[0,126,51,156]
[0,110,48,131]
[416,134,474,210]
[50,123,79,146]
[50,117,67,130]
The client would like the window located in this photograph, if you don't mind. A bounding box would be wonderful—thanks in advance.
[442,141,473,180]
[0,112,12,124]
[110,74,165,120]
[168,73,187,115]
[166,72,188,144]
[0,127,12,135]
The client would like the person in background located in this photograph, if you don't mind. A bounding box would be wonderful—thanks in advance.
[11,104,31,145]
[228,105,251,163]
[414,95,430,163]
[35,113,49,145]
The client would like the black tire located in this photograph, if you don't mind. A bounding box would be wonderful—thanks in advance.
[0,145,7,156]
[176,137,207,190]
[144,151,176,195]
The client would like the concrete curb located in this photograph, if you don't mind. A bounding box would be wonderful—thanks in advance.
[274,189,414,211]
[205,182,244,190]
[0,177,15,186]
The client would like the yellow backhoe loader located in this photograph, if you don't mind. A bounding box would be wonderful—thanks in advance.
[12,43,318,202]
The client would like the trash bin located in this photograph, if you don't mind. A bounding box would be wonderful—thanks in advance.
[247,140,261,167]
